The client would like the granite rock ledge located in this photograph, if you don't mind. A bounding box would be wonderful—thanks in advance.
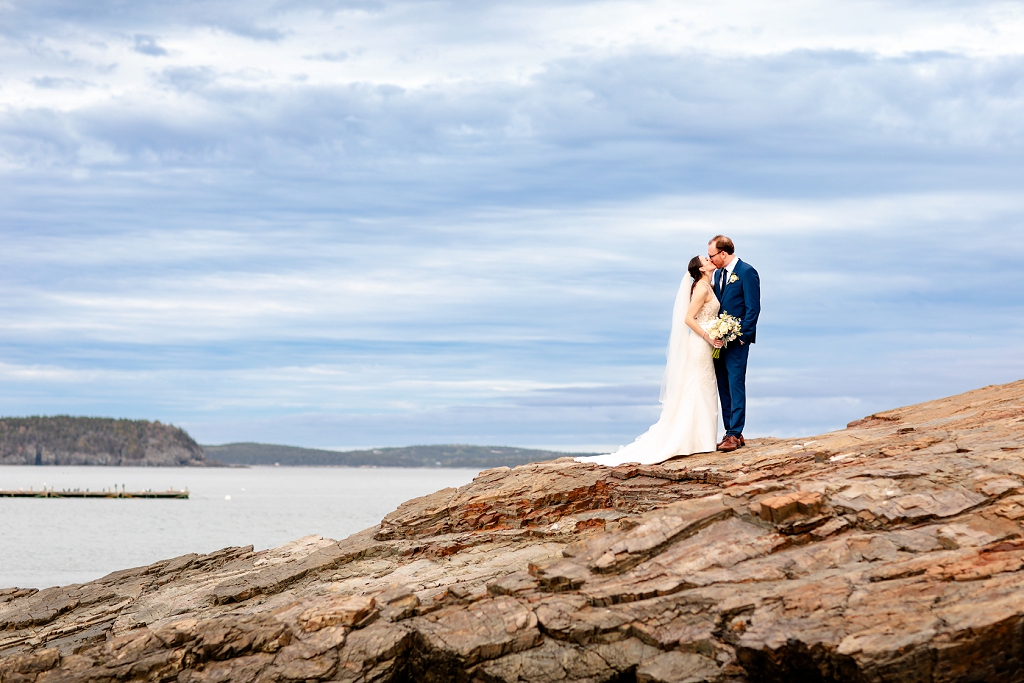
[4,380,1024,682]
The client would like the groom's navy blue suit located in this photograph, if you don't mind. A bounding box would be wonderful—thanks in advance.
[714,259,761,437]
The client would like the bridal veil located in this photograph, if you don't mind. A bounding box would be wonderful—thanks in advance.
[577,272,720,466]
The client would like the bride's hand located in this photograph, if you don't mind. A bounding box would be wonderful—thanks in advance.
[712,339,724,348]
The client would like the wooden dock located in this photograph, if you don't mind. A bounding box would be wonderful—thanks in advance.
[0,489,188,499]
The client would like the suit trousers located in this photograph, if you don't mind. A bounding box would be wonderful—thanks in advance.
[713,341,750,437]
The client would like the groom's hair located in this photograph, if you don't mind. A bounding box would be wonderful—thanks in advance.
[709,235,735,254]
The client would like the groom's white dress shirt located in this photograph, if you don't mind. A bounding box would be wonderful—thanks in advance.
[718,256,744,343]
[718,257,740,292]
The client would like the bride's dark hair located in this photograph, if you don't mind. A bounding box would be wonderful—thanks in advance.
[688,256,704,296]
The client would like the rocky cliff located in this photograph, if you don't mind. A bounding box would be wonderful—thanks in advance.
[0,416,211,467]
[3,380,1024,682]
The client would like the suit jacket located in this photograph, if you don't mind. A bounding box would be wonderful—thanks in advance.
[715,260,761,344]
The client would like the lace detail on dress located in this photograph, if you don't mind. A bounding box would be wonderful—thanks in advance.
[694,291,720,325]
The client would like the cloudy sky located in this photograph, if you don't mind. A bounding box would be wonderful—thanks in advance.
[1,0,1022,451]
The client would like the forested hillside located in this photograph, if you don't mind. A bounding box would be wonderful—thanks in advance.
[0,416,211,466]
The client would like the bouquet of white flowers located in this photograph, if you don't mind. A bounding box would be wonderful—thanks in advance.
[705,313,742,359]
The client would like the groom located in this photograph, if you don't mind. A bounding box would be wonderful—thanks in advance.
[708,235,760,452]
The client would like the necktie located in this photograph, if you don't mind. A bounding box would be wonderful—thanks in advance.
[719,269,726,295]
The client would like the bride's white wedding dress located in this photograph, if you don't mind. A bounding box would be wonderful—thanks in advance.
[578,275,720,466]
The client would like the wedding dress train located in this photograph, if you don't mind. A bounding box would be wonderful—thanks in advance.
[578,275,720,466]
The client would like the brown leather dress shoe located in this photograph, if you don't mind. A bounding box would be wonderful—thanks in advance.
[738,435,746,448]
[718,435,740,452]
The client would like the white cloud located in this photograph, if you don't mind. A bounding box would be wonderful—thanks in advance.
[0,0,1022,447]
[5,0,1024,111]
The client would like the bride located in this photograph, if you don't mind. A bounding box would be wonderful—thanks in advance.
[578,255,722,466]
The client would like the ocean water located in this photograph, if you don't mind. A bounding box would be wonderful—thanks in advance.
[0,466,479,589]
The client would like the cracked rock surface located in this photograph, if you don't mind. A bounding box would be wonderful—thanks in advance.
[3,380,1024,682]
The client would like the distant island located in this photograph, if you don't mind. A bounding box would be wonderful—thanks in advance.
[202,442,598,468]
[0,415,597,468]
[0,416,212,466]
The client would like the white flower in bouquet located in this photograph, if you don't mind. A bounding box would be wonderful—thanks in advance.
[704,313,742,358]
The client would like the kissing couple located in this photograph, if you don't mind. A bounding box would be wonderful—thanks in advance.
[580,235,761,467]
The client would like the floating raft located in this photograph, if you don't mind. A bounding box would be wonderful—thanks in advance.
[0,489,188,499]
